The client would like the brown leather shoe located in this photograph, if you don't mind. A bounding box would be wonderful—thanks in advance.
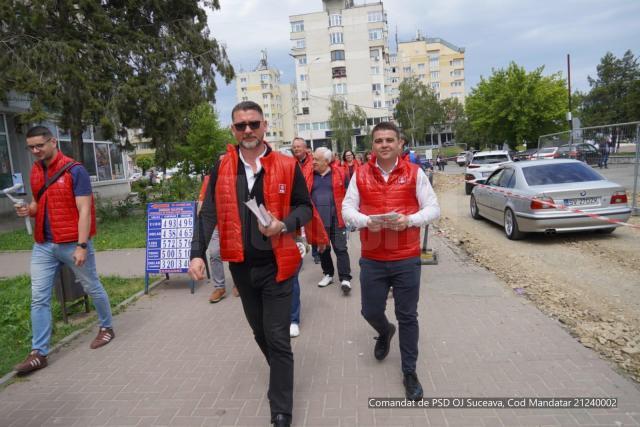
[15,350,47,374]
[209,288,226,303]
[90,327,115,349]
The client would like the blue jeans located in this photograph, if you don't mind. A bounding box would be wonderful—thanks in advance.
[360,257,421,374]
[31,241,113,355]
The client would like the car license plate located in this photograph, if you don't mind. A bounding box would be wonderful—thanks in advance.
[563,197,600,207]
[482,172,491,177]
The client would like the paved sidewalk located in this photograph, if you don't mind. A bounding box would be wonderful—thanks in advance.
[0,249,147,278]
[1,235,639,426]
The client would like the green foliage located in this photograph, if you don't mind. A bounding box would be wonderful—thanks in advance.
[579,50,640,126]
[395,78,443,145]
[155,175,201,203]
[465,62,566,149]
[0,0,234,164]
[95,196,136,223]
[177,103,232,176]
[135,155,155,175]
[0,275,145,377]
[328,98,368,154]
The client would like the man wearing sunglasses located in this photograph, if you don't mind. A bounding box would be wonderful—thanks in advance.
[13,126,115,375]
[189,101,321,427]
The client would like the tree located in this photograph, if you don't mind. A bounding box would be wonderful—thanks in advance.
[177,103,232,177]
[465,62,566,149]
[394,78,442,145]
[0,1,234,164]
[580,50,640,126]
[328,97,367,154]
[135,155,155,176]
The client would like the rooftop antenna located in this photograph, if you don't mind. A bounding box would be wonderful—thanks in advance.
[255,49,268,71]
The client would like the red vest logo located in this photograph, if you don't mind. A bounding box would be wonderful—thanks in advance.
[278,184,286,193]
[398,176,406,184]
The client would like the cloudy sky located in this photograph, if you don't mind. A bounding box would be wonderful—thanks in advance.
[206,0,639,124]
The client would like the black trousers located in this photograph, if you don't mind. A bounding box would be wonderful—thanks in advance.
[359,256,421,374]
[229,262,293,421]
[319,225,352,281]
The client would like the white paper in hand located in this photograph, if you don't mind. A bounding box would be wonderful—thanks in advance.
[369,212,399,223]
[244,198,272,227]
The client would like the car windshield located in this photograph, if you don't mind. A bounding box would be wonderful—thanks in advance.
[522,163,604,185]
[539,147,556,153]
[472,155,509,164]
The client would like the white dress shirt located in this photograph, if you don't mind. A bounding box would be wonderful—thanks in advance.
[238,145,267,193]
[342,158,441,229]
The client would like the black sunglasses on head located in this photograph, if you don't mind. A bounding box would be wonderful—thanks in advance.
[232,121,262,131]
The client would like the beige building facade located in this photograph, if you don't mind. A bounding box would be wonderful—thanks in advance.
[289,0,392,150]
[235,51,297,149]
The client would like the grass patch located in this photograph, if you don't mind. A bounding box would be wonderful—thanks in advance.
[0,212,147,251]
[0,275,146,377]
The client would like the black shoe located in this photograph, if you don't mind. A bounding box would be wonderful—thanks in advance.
[313,255,321,264]
[374,323,396,360]
[272,414,291,427]
[403,372,424,401]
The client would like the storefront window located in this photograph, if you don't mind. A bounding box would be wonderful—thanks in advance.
[0,115,12,190]
[109,144,125,179]
[83,143,97,178]
[95,143,112,181]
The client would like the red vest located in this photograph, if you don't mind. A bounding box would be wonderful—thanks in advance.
[356,157,421,261]
[30,150,96,244]
[304,165,347,228]
[215,144,302,282]
[298,153,314,176]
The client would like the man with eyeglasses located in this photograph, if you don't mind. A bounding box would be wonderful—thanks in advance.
[13,126,115,375]
[189,101,319,427]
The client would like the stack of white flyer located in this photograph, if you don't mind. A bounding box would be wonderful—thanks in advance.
[244,197,272,227]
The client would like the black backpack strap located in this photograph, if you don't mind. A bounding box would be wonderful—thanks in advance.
[36,161,78,201]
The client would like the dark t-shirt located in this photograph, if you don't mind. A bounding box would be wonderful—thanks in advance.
[42,163,92,241]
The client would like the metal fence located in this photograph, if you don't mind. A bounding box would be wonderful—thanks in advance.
[538,121,640,215]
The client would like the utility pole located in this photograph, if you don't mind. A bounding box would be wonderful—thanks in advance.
[567,54,574,147]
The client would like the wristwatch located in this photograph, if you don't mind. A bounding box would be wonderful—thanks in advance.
[76,242,88,249]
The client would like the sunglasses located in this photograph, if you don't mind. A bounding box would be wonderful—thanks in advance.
[232,121,262,131]
[26,138,53,152]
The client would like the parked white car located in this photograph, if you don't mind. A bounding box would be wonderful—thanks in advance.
[464,150,513,195]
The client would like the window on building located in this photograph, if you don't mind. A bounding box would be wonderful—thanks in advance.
[373,100,382,108]
[299,74,307,81]
[370,66,380,74]
[301,90,309,100]
[403,66,412,74]
[369,48,380,61]
[291,20,304,32]
[261,74,270,82]
[293,39,305,49]
[333,83,347,94]
[371,83,381,93]
[302,107,309,115]
[451,80,463,87]
[367,10,383,22]
[242,96,248,101]
[96,143,114,181]
[240,77,247,83]
[430,71,439,80]
[429,55,439,68]
[417,63,425,72]
[451,92,463,98]
[451,69,463,77]
[368,29,383,40]
[431,82,440,90]
[450,59,464,67]
[332,67,347,78]
[263,94,270,100]
[329,14,342,26]
[0,114,12,190]
[297,55,307,65]
[331,50,345,61]
[330,32,343,44]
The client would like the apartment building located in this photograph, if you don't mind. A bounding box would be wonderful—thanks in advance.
[390,33,466,105]
[235,51,297,149]
[289,0,392,151]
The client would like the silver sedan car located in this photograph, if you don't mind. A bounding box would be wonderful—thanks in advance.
[469,159,632,240]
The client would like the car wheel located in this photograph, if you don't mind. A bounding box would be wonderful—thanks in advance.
[504,208,524,240]
[470,195,481,219]
[465,182,473,195]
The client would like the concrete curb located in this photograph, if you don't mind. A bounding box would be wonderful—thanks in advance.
[0,277,166,388]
